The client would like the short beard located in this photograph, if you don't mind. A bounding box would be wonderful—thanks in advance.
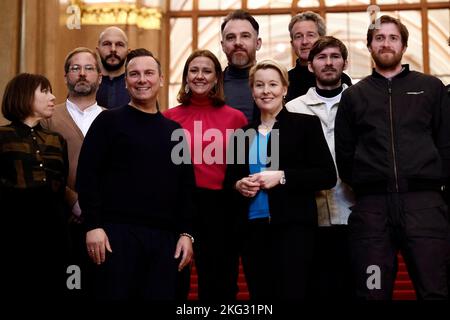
[229,51,253,68]
[317,75,341,87]
[100,55,126,72]
[371,51,403,70]
[68,81,98,97]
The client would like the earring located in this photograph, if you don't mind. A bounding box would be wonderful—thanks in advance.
[184,84,190,94]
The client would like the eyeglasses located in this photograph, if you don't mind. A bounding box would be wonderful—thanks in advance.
[68,64,97,74]
[293,33,319,41]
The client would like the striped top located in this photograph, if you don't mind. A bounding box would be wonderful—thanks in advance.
[0,121,67,192]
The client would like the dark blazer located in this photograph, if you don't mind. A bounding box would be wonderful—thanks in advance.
[224,107,337,227]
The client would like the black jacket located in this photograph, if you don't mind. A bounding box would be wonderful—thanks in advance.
[224,107,336,227]
[335,65,450,195]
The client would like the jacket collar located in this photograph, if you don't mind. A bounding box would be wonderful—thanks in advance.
[301,84,349,107]
[11,120,43,137]
[249,106,288,130]
[372,64,410,79]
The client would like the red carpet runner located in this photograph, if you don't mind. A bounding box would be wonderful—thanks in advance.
[188,254,416,300]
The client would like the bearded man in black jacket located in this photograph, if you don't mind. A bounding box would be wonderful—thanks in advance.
[335,15,450,300]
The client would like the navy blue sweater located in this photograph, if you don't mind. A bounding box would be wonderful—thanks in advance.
[224,65,259,123]
[76,105,195,234]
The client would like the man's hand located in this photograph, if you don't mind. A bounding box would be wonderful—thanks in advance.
[86,228,112,265]
[174,235,193,272]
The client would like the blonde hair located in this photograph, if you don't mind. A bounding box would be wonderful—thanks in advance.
[249,59,289,88]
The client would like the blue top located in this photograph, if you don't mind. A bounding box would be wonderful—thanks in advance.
[248,132,270,220]
[96,73,130,109]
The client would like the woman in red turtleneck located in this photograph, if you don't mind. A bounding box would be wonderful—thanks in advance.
[164,49,247,301]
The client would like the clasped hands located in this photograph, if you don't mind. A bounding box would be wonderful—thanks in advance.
[235,170,284,198]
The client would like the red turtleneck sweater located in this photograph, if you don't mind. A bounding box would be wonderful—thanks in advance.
[164,97,247,190]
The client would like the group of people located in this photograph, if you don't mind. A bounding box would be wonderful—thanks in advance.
[1,9,449,301]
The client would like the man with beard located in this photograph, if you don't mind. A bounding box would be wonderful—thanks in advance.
[286,36,355,300]
[285,11,352,103]
[335,15,450,300]
[96,26,130,109]
[42,47,104,297]
[221,10,261,123]
[214,9,261,301]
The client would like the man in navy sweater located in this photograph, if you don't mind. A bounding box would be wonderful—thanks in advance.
[221,10,261,123]
[77,48,195,300]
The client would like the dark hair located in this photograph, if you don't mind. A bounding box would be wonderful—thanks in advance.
[125,48,162,75]
[288,11,326,40]
[308,36,348,61]
[2,73,52,122]
[367,15,409,47]
[64,47,101,74]
[177,50,225,107]
[221,9,259,35]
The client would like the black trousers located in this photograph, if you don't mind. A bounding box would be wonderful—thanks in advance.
[2,196,69,301]
[192,188,239,301]
[66,220,91,299]
[309,225,355,300]
[89,223,179,300]
[349,191,450,300]
[241,220,315,300]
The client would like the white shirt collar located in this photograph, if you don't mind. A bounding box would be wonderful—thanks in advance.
[66,99,100,115]
[65,99,103,136]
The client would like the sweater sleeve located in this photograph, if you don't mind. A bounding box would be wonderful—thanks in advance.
[175,130,196,235]
[76,111,112,231]
[335,90,356,186]
[223,129,248,192]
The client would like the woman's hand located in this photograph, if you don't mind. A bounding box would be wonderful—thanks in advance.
[235,176,261,197]
[251,170,284,190]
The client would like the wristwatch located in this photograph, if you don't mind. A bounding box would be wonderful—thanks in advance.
[280,173,286,185]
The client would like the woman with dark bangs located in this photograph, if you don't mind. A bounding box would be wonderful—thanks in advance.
[0,73,68,299]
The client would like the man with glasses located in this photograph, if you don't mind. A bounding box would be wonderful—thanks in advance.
[286,11,352,103]
[42,47,104,296]
[96,26,130,109]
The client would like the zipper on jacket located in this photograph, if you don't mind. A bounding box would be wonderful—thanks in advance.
[388,80,399,192]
